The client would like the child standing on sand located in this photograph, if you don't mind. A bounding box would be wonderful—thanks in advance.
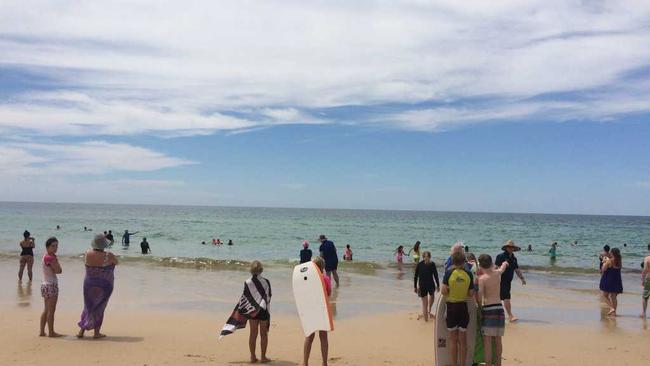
[441,251,475,366]
[40,237,62,337]
[303,256,331,366]
[478,254,509,366]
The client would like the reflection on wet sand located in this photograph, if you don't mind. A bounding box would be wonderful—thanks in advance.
[17,282,32,307]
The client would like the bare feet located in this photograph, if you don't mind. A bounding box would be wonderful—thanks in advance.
[640,313,647,318]
[48,332,63,338]
[250,355,258,363]
[76,330,85,339]
[509,316,519,323]
[93,333,106,339]
[607,309,616,316]
[260,357,271,363]
[39,332,46,337]
[430,313,436,319]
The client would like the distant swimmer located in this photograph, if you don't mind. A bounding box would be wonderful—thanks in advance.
[343,244,353,261]
[56,225,60,230]
[140,238,151,254]
[571,240,578,247]
[300,241,312,264]
[106,230,114,245]
[227,239,233,246]
[122,230,139,246]
[527,244,533,251]
[549,242,558,259]
[213,238,223,246]
[201,241,206,245]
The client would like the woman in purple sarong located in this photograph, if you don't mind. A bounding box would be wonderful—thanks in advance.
[77,234,118,339]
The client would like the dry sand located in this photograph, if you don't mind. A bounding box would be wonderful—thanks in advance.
[2,306,648,366]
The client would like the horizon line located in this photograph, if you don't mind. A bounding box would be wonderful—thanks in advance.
[1,200,648,219]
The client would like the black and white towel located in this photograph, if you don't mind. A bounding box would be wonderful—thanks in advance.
[219,275,271,339]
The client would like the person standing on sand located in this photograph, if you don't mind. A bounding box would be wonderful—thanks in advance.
[641,244,650,318]
[318,235,339,287]
[414,251,439,321]
[19,230,36,282]
[441,250,475,366]
[77,234,118,338]
[300,241,312,264]
[304,256,331,366]
[122,230,139,246]
[478,254,509,366]
[599,247,623,317]
[40,237,62,337]
[494,240,526,322]
[247,261,272,364]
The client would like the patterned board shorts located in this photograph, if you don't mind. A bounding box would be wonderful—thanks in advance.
[644,279,650,300]
[481,303,505,337]
[41,283,59,299]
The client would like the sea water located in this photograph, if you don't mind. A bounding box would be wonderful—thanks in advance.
[1,202,649,272]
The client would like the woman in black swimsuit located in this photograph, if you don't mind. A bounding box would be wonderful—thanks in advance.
[19,230,35,282]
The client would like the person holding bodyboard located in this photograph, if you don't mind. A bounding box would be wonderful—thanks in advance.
[292,256,334,366]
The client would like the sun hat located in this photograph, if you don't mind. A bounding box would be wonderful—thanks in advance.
[502,239,521,252]
[92,234,109,250]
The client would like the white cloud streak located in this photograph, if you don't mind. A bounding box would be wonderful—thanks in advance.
[0,0,649,135]
[0,141,195,176]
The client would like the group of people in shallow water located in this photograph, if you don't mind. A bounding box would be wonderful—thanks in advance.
[18,231,118,339]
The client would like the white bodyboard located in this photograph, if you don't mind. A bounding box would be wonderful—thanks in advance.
[292,262,334,337]
[434,298,477,366]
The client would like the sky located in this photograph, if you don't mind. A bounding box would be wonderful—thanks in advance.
[1,0,649,215]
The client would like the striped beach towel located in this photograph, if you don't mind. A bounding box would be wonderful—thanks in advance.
[219,275,271,339]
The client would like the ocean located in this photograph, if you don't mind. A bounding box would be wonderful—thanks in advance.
[1,201,649,272]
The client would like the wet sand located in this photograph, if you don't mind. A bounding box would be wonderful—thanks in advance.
[2,257,649,365]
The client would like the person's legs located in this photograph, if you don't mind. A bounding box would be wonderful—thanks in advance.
[46,295,61,337]
[503,299,514,321]
[249,319,259,362]
[260,320,270,362]
[27,257,33,281]
[18,257,26,281]
[303,333,315,366]
[642,297,648,318]
[483,335,493,366]
[420,296,428,321]
[495,336,503,366]
[611,293,618,315]
[39,298,48,336]
[318,331,328,366]
[331,270,339,287]
[602,291,613,310]
[459,330,467,366]
[449,330,458,366]
[428,293,435,318]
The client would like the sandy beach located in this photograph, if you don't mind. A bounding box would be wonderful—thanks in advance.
[2,256,649,365]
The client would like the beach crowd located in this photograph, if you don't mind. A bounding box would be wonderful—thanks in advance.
[16,227,650,366]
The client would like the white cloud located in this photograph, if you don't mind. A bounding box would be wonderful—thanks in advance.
[0,1,648,136]
[1,140,195,176]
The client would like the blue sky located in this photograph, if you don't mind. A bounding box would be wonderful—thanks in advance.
[1,1,650,215]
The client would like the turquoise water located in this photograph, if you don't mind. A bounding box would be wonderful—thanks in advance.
[1,202,649,271]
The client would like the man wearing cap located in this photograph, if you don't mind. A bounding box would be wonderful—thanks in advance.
[318,235,339,287]
[495,240,526,322]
